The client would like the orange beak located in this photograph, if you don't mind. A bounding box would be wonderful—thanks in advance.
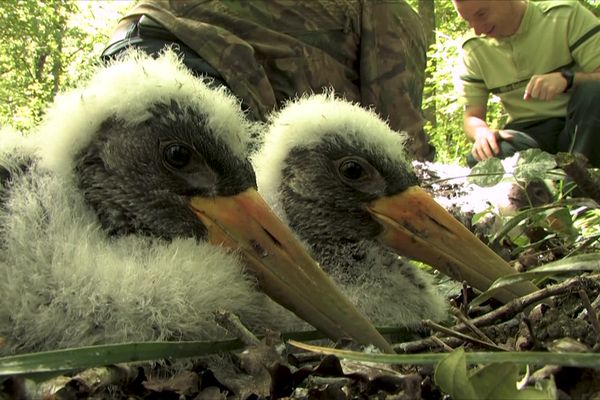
[189,188,394,353]
[368,186,538,303]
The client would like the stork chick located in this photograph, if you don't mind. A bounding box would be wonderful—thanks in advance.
[0,51,391,355]
[252,94,538,324]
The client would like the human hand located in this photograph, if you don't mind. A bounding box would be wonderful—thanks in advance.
[471,128,514,161]
[523,73,567,101]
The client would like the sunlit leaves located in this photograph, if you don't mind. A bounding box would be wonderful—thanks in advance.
[467,149,557,188]
[514,149,557,182]
[435,348,554,400]
[468,157,505,186]
[0,0,132,132]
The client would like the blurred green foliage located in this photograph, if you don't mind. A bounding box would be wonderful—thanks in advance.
[0,0,599,164]
[0,0,132,132]
[409,0,600,164]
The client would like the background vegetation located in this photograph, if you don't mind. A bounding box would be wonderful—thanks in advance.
[0,0,132,132]
[407,0,600,163]
[1,0,599,164]
[1,2,599,398]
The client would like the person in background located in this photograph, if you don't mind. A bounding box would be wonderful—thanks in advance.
[102,0,435,161]
[453,0,600,167]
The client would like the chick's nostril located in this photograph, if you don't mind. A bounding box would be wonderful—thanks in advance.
[263,227,283,248]
[250,239,269,258]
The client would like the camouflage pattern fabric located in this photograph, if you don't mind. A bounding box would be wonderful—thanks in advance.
[121,0,431,159]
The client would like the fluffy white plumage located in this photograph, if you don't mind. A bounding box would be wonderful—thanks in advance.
[252,94,447,328]
[35,49,251,176]
[254,93,412,223]
[0,50,301,355]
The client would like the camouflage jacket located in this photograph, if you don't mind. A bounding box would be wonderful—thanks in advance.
[122,0,431,159]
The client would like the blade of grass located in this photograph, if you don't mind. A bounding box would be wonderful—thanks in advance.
[490,253,600,289]
[288,341,600,369]
[0,328,413,378]
[0,340,242,377]
[469,253,600,307]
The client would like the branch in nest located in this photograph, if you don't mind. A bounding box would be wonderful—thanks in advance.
[555,152,600,204]
[395,277,584,353]
[457,277,582,331]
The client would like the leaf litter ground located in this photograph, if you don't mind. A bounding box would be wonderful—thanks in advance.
[2,157,600,399]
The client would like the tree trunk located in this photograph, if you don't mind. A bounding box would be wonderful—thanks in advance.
[51,2,67,99]
[418,0,437,128]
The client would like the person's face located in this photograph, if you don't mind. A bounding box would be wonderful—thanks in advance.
[453,0,520,39]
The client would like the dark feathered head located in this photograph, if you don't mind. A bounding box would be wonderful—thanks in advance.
[0,52,391,354]
[253,94,538,305]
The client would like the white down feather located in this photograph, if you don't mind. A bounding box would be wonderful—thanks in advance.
[252,94,447,328]
[0,50,300,355]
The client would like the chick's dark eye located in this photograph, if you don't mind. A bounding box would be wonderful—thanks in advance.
[164,144,192,169]
[339,160,364,180]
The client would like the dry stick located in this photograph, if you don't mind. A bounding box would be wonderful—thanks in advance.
[455,277,582,331]
[422,319,507,351]
[452,307,496,345]
[395,278,583,353]
[555,152,600,204]
[395,337,463,354]
[578,289,600,344]
[214,310,261,347]
[461,281,470,315]
[578,292,600,319]
[430,336,455,352]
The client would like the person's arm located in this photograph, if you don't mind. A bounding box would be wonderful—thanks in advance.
[573,67,600,87]
[525,2,600,102]
[524,67,600,101]
[464,104,496,161]
[464,104,514,162]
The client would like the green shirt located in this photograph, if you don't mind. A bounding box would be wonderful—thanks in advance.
[121,0,432,159]
[458,0,600,123]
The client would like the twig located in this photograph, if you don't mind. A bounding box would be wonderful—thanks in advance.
[452,307,496,345]
[422,320,507,351]
[555,152,600,204]
[214,310,260,346]
[461,281,469,315]
[307,376,352,386]
[394,336,463,354]
[454,277,582,332]
[579,289,600,344]
[396,278,585,354]
[430,336,455,352]
[578,292,600,319]
[288,351,324,366]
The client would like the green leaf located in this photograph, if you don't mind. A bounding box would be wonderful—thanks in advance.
[288,341,600,369]
[469,253,599,307]
[0,340,242,378]
[468,158,505,187]
[487,253,600,291]
[490,208,537,244]
[542,207,577,239]
[434,348,477,399]
[468,362,553,399]
[513,149,557,182]
[535,378,559,400]
[0,329,341,378]
[471,205,495,226]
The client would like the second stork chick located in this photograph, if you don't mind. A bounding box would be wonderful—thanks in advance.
[252,94,538,327]
[253,95,447,327]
